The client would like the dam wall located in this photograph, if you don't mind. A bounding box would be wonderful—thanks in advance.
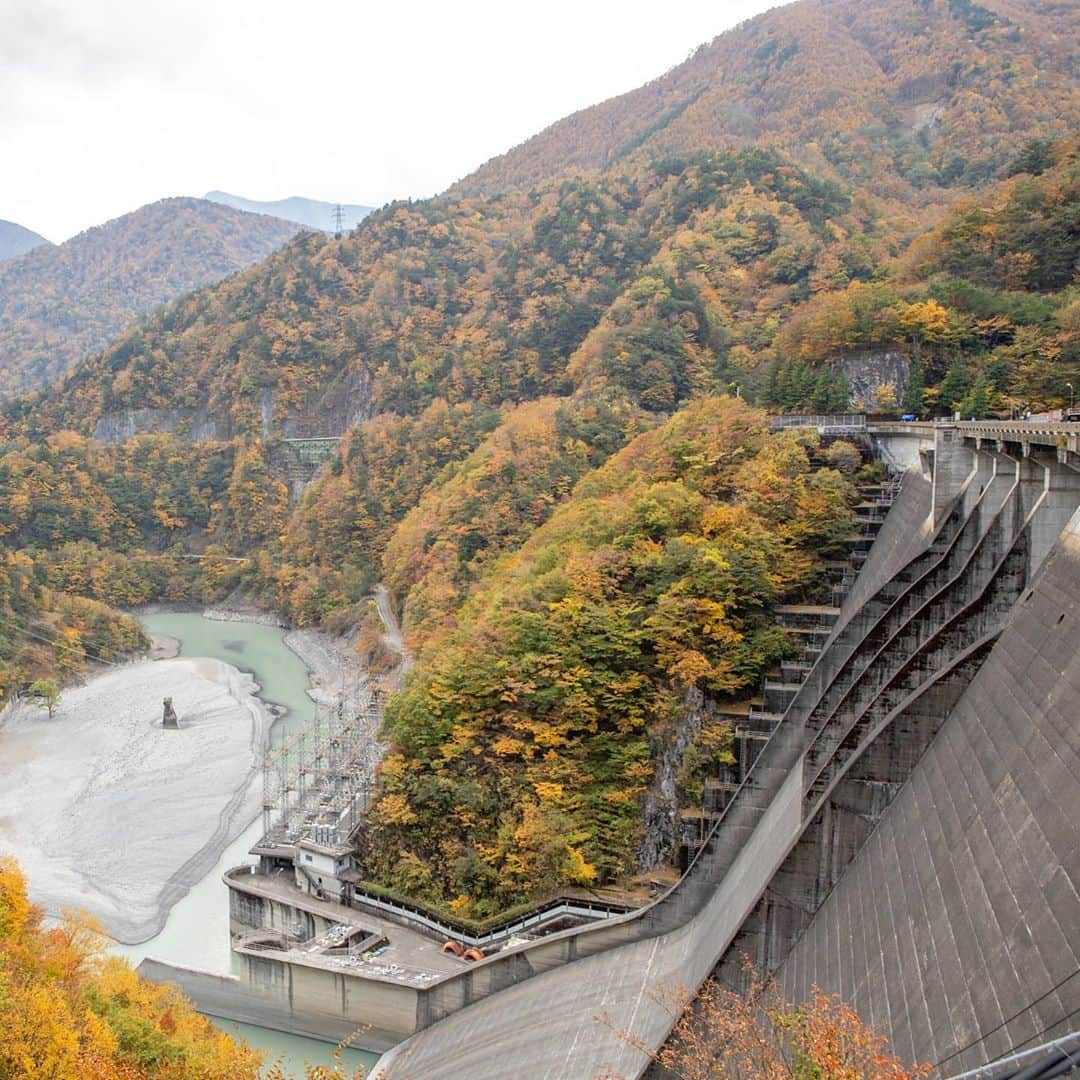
[832,466,933,638]
[372,446,959,1078]
[138,958,406,1054]
[777,504,1080,1076]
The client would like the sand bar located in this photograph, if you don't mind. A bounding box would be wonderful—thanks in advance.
[0,656,272,943]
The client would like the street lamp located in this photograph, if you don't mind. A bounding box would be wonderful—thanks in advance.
[1068,382,1076,410]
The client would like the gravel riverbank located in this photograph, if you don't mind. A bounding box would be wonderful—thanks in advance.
[0,604,382,948]
[0,656,273,944]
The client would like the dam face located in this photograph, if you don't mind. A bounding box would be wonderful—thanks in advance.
[776,503,1080,1075]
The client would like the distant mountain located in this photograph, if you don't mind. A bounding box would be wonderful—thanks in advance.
[452,0,1079,208]
[0,220,51,262]
[204,191,373,233]
[0,197,301,397]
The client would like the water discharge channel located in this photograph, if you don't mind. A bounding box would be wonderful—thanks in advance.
[118,612,378,1077]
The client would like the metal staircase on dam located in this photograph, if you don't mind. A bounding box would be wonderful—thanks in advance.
[679,466,898,858]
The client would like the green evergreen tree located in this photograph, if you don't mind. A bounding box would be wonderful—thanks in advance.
[776,359,796,410]
[811,369,834,413]
[958,373,991,419]
[828,372,851,412]
[903,357,925,415]
[762,358,782,408]
[792,363,815,409]
[939,359,969,413]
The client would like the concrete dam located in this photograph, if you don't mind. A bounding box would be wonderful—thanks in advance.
[191,419,1080,1078]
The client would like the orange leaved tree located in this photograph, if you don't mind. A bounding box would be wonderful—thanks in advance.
[598,965,930,1080]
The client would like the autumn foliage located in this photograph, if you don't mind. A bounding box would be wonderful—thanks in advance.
[600,967,930,1080]
[0,549,146,704]
[453,0,1078,211]
[0,198,299,397]
[0,9,1076,934]
[0,858,260,1079]
[364,400,857,912]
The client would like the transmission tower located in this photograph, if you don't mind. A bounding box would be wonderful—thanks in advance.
[332,203,346,239]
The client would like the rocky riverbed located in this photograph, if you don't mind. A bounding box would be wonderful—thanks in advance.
[0,655,273,943]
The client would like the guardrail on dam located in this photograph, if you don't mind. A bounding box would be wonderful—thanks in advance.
[367,420,1080,1079]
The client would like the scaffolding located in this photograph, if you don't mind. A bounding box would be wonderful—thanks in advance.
[259,684,382,852]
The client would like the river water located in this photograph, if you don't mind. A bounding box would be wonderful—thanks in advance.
[120,612,379,1077]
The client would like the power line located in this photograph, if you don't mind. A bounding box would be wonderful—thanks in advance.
[989,1003,1080,1069]
[937,968,1080,1071]
[5,621,125,668]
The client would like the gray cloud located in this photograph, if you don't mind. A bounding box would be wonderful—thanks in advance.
[0,0,206,87]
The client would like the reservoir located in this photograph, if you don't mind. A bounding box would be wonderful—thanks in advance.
[124,612,379,1077]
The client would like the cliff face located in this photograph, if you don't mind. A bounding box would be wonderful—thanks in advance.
[89,369,375,447]
[837,348,910,410]
[637,688,708,871]
[91,407,225,445]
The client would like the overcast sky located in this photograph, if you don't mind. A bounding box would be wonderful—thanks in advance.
[2,0,791,242]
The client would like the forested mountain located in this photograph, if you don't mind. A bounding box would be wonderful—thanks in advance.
[368,401,859,910]
[452,0,1079,210]
[2,0,1078,912]
[10,150,879,440]
[5,135,1075,905]
[204,191,373,232]
[0,198,302,397]
[0,220,51,263]
[0,547,146,702]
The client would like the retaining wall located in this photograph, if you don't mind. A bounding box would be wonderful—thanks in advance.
[137,958,406,1054]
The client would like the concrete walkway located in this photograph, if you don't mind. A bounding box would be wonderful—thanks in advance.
[229,869,462,986]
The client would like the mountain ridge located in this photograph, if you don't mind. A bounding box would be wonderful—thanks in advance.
[0,197,302,397]
[204,191,373,233]
[0,219,51,263]
[450,0,1079,208]
[1,0,1078,908]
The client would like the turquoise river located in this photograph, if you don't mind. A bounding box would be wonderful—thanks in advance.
[120,612,379,1078]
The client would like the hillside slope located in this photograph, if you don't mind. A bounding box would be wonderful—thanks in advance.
[0,219,51,262]
[11,149,879,442]
[451,0,1079,208]
[2,5,1078,909]
[0,198,302,397]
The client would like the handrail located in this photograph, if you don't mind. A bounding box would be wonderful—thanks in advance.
[226,864,629,950]
[770,413,867,431]
[802,463,1020,780]
[346,889,630,950]
[945,1029,1080,1079]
